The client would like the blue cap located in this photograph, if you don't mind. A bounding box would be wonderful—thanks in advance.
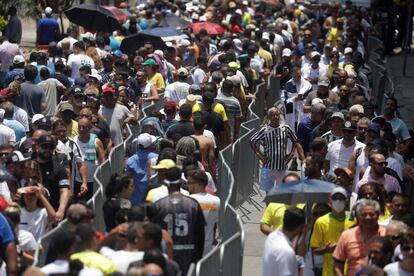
[113,50,123,57]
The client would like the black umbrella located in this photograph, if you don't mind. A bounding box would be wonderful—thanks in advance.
[64,4,122,32]
[120,33,167,55]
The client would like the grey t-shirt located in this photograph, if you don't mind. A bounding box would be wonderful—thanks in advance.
[38,78,64,116]
[17,82,46,118]
[98,103,132,146]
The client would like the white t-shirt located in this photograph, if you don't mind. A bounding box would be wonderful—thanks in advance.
[100,247,144,274]
[192,68,206,86]
[67,53,95,79]
[262,230,298,276]
[383,262,413,276]
[18,229,38,252]
[149,185,189,203]
[164,81,190,104]
[326,139,365,175]
[41,259,103,276]
[20,207,49,241]
[190,193,220,256]
[0,124,16,144]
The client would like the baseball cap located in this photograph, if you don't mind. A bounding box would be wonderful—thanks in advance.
[228,61,240,69]
[13,55,25,64]
[311,98,324,106]
[228,1,237,8]
[178,39,191,47]
[58,102,74,113]
[69,85,83,96]
[342,120,357,131]
[233,39,243,52]
[136,133,156,148]
[37,135,55,147]
[227,75,241,86]
[330,112,345,121]
[35,117,51,128]
[305,43,315,49]
[185,94,197,106]
[142,58,157,66]
[336,17,344,24]
[89,69,102,82]
[6,151,30,164]
[102,86,116,95]
[366,123,380,135]
[334,167,353,179]
[282,48,292,57]
[311,51,321,59]
[45,7,53,15]
[113,50,123,57]
[344,47,353,55]
[164,100,177,111]
[177,68,189,77]
[349,104,364,115]
[151,159,176,170]
[81,32,95,42]
[317,77,330,87]
[330,186,348,198]
[31,114,45,124]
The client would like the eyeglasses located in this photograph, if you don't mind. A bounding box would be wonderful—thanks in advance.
[375,161,388,167]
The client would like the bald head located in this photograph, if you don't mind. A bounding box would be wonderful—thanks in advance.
[143,263,164,275]
[67,203,88,225]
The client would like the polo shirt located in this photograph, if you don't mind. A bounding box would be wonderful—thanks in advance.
[355,173,401,194]
[333,225,386,276]
[260,203,305,230]
[262,230,298,276]
[326,138,365,175]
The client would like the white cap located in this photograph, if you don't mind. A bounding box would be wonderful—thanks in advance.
[199,15,207,22]
[242,0,249,5]
[45,7,53,15]
[235,9,243,15]
[178,39,191,47]
[13,55,25,64]
[344,47,353,55]
[81,32,95,41]
[136,133,156,148]
[330,186,348,198]
[154,49,164,58]
[31,114,45,124]
[89,73,102,82]
[262,32,270,40]
[233,39,243,51]
[311,98,324,106]
[310,51,321,58]
[282,48,292,57]
[192,13,199,20]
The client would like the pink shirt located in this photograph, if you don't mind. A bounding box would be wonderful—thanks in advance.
[333,226,386,276]
[355,173,401,193]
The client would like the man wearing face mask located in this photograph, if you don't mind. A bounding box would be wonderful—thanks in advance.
[310,187,352,276]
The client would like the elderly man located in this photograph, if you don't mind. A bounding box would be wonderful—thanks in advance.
[333,199,386,276]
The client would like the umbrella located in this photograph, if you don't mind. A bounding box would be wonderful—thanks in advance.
[153,14,190,29]
[120,27,188,54]
[264,179,338,204]
[103,6,128,22]
[189,22,225,35]
[64,4,122,32]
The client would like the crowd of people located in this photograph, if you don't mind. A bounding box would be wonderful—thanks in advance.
[0,0,411,275]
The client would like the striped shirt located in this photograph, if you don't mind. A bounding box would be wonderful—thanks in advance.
[250,124,297,170]
[321,130,342,144]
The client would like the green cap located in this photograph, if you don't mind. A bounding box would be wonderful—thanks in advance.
[142,58,157,66]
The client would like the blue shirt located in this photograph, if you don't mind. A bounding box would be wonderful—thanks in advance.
[388,117,411,142]
[126,150,158,205]
[5,68,24,86]
[4,118,26,142]
[4,15,22,44]
[37,16,59,44]
[0,213,15,245]
[297,116,319,154]
[109,36,121,51]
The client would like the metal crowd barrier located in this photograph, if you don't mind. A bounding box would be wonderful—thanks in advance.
[34,76,274,275]
[366,35,394,114]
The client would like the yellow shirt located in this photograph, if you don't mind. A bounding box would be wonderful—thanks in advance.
[148,72,165,90]
[260,203,305,230]
[310,212,354,276]
[71,251,116,275]
[326,28,344,47]
[328,64,343,77]
[67,120,78,138]
[192,103,228,122]
[258,48,273,68]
